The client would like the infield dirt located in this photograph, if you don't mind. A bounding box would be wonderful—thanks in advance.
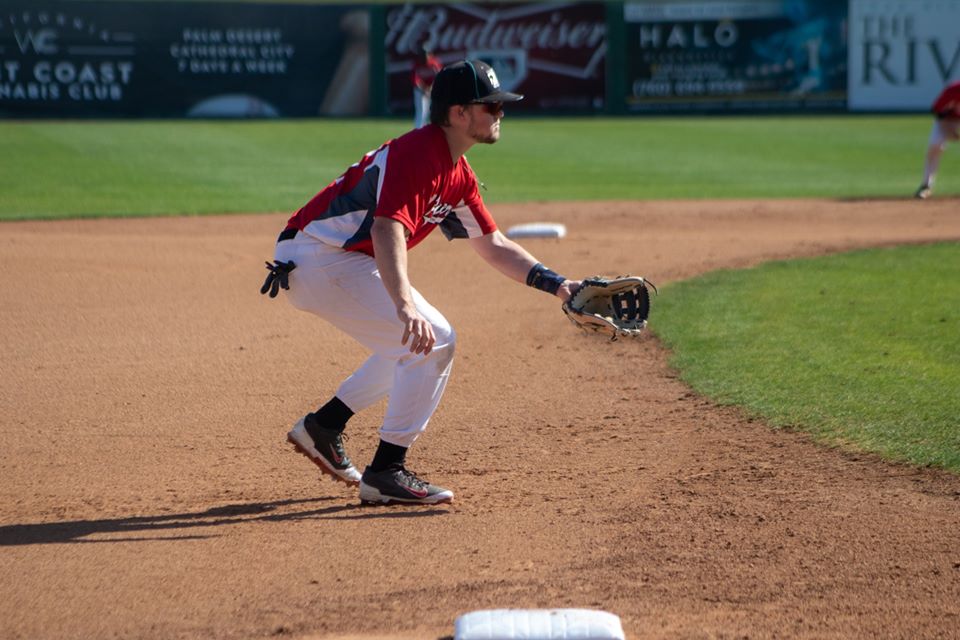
[2,198,959,640]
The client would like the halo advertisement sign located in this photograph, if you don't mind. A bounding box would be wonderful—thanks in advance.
[624,0,847,112]
[0,1,366,117]
[384,2,608,114]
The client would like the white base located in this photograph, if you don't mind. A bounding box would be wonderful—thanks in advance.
[454,608,625,640]
[505,223,567,239]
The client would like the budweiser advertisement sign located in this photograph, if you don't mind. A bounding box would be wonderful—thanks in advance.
[385,2,607,114]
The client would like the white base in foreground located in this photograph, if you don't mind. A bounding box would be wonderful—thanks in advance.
[504,223,567,239]
[454,608,625,640]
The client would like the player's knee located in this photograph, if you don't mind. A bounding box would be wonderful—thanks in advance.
[435,323,455,349]
[430,325,456,369]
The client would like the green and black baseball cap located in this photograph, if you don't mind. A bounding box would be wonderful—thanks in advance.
[431,59,524,106]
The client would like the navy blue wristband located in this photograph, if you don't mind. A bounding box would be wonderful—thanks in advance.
[526,263,566,295]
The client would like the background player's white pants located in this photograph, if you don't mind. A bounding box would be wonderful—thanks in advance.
[413,87,431,129]
[275,234,455,448]
[922,118,960,187]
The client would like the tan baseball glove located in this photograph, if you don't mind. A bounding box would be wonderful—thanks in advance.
[562,276,656,340]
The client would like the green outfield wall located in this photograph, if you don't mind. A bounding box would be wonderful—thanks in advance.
[1,0,957,118]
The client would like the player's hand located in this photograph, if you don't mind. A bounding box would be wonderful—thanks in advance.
[398,303,436,355]
[555,279,581,304]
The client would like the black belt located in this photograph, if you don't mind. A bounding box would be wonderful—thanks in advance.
[277,228,298,242]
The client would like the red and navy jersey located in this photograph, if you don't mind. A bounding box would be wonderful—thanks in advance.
[932,80,960,118]
[283,124,496,256]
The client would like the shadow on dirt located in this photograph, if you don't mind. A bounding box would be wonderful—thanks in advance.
[0,497,450,546]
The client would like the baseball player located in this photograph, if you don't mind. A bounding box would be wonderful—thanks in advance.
[411,47,442,129]
[261,59,580,505]
[916,79,960,199]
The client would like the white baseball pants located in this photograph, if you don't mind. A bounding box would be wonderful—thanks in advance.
[274,233,455,448]
[921,117,960,187]
[413,87,431,128]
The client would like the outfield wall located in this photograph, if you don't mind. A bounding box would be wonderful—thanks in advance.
[849,0,960,111]
[1,0,958,118]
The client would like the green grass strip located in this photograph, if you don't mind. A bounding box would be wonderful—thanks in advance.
[653,242,960,472]
[1,115,954,220]
[0,120,402,219]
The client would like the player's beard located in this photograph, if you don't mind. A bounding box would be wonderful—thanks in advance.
[467,113,500,144]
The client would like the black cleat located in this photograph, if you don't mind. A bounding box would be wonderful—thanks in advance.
[287,416,361,485]
[359,465,454,505]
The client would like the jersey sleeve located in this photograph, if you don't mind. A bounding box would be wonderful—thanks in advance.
[373,146,436,236]
[438,161,498,241]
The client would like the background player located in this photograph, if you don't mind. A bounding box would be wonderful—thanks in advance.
[262,60,580,505]
[916,79,960,199]
[411,46,442,128]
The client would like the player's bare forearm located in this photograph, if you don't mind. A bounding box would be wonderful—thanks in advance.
[470,230,578,301]
[371,217,435,354]
[372,217,414,308]
[470,230,538,281]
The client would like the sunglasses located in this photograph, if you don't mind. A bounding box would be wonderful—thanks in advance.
[470,101,503,116]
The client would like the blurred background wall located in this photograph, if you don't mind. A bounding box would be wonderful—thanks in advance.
[0,0,957,118]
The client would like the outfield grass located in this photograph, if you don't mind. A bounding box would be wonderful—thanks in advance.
[653,243,960,472]
[0,120,400,219]
[1,115,953,220]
